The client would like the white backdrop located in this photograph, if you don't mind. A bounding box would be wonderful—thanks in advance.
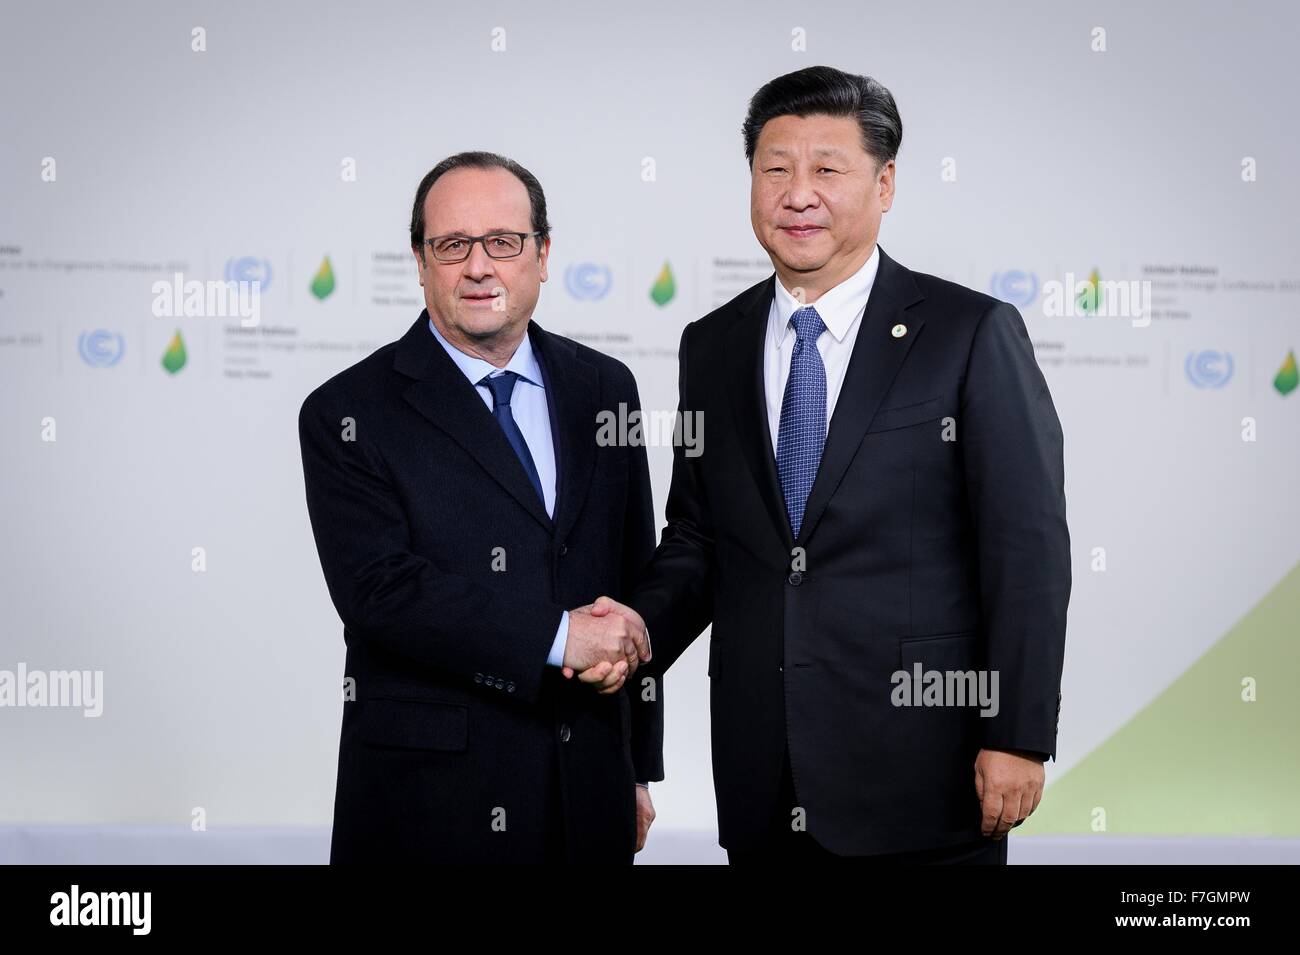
[2,0,1297,860]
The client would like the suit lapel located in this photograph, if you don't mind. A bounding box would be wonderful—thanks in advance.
[725,275,795,551]
[529,322,599,546]
[795,246,926,545]
[394,311,554,533]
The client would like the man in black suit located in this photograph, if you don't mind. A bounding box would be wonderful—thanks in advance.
[298,152,660,863]
[592,66,1071,863]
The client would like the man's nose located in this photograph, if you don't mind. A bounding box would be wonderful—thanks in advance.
[462,241,496,279]
[784,168,820,209]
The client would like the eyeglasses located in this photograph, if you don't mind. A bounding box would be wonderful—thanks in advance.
[424,231,542,262]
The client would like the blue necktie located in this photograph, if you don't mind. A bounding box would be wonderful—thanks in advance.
[775,306,828,538]
[481,371,545,506]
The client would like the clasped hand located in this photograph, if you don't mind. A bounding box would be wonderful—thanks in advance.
[561,597,649,694]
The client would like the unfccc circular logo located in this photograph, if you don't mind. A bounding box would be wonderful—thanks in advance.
[565,263,612,301]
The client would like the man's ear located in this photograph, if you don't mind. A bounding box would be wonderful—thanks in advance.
[879,159,896,213]
[412,245,425,286]
[537,236,551,283]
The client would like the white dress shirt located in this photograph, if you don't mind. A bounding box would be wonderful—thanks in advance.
[764,244,881,452]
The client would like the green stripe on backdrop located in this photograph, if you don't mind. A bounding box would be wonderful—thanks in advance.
[1021,560,1300,835]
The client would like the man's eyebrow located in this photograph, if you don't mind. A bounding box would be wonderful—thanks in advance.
[432,226,527,236]
[759,146,851,161]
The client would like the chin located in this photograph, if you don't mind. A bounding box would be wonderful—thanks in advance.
[774,249,828,274]
[771,238,827,265]
[457,310,509,336]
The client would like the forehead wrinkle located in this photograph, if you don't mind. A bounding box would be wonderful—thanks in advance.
[760,145,852,160]
[433,225,528,237]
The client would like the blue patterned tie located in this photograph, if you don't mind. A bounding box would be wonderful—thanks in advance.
[481,371,545,506]
[776,306,828,538]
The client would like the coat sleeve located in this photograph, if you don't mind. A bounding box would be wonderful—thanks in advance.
[627,320,717,675]
[959,301,1071,761]
[618,370,666,783]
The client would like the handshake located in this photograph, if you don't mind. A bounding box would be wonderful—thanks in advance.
[560,596,650,694]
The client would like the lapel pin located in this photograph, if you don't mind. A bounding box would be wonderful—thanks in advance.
[891,323,907,339]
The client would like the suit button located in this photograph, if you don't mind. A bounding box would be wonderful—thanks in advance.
[559,723,571,743]
[495,678,505,690]
[474,673,483,684]
[559,543,568,557]
[506,682,516,694]
[787,571,803,586]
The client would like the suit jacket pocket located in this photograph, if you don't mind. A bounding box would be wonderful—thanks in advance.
[897,630,978,671]
[359,697,469,752]
[867,395,945,433]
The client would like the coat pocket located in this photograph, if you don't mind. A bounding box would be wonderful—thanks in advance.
[358,697,469,752]
[867,395,945,433]
[897,630,979,671]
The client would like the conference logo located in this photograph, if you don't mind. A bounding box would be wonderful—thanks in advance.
[990,270,1038,307]
[224,255,272,291]
[649,260,676,306]
[310,255,336,300]
[77,330,125,368]
[565,263,612,301]
[1076,268,1101,313]
[1184,349,1234,389]
[161,330,188,374]
[1274,349,1298,396]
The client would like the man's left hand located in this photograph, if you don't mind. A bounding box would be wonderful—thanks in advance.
[974,748,1044,839]
[634,785,655,853]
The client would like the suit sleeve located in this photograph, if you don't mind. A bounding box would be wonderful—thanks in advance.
[619,370,665,784]
[960,301,1071,761]
[627,321,717,675]
[298,385,564,704]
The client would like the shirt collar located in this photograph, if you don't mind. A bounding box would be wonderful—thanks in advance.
[769,243,881,349]
[428,315,544,390]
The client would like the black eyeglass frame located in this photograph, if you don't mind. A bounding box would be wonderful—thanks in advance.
[423,231,544,262]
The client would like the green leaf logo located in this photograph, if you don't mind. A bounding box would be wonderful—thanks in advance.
[310,255,336,300]
[1076,268,1100,314]
[161,330,187,374]
[649,261,676,307]
[1274,349,1298,396]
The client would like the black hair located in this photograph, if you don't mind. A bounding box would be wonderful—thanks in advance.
[742,66,902,169]
[410,151,550,258]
